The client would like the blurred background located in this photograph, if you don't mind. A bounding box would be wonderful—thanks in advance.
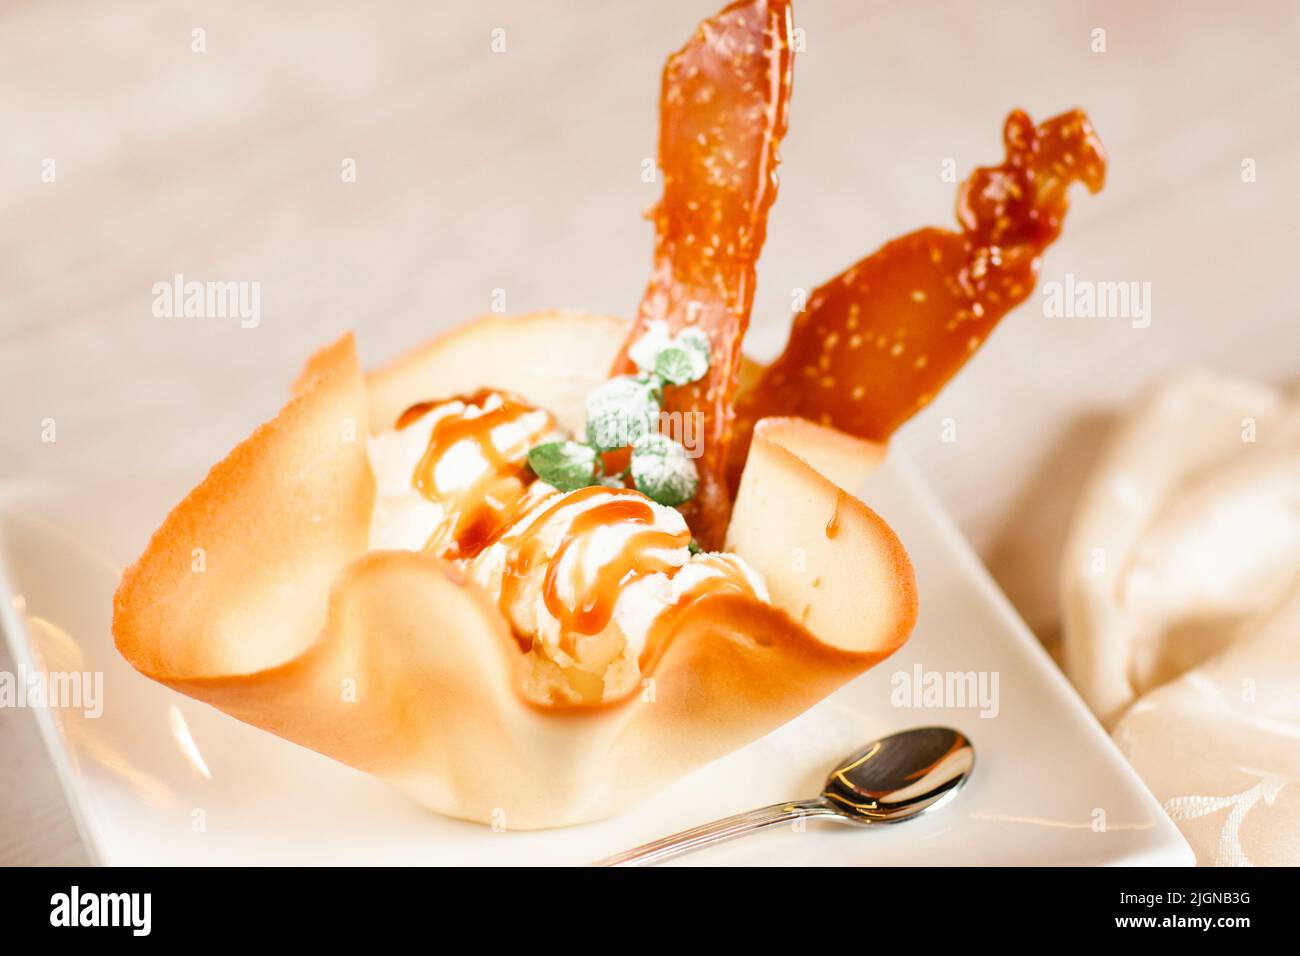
[2,0,1298,863]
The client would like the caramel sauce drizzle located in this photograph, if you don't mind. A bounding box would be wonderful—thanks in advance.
[397,388,556,560]
[825,490,846,540]
[496,486,691,655]
[674,554,761,603]
[396,396,761,671]
[638,552,764,670]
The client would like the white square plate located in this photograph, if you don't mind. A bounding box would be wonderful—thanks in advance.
[0,459,1192,865]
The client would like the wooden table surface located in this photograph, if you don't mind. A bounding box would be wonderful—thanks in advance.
[3,0,1298,866]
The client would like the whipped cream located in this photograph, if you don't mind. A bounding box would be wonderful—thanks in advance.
[605,552,769,670]
[626,320,673,373]
[471,487,689,667]
[471,486,768,702]
[367,390,770,705]
[670,551,770,604]
[367,392,563,553]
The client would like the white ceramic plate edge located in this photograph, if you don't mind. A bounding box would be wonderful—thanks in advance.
[884,455,1192,865]
[0,462,1194,866]
[0,513,107,866]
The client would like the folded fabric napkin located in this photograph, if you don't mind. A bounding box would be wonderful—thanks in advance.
[1061,369,1300,865]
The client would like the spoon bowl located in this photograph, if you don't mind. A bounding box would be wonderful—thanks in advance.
[596,726,974,865]
[821,726,973,824]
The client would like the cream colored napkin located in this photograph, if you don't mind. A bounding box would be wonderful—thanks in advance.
[1061,369,1300,865]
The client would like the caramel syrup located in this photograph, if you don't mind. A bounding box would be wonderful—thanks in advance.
[825,490,846,540]
[395,395,762,673]
[496,486,691,655]
[637,552,764,671]
[397,389,556,559]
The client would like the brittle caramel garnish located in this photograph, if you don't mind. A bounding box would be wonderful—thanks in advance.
[611,0,795,549]
[729,109,1107,490]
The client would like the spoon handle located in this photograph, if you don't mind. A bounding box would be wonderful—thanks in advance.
[593,799,839,866]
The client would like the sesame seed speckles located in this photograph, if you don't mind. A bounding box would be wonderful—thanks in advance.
[616,0,795,548]
[735,106,1105,450]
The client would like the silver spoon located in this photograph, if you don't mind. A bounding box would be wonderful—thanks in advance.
[594,726,973,866]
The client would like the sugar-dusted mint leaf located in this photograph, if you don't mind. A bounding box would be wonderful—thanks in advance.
[654,344,709,386]
[673,327,711,369]
[627,322,712,385]
[526,441,600,492]
[627,320,673,374]
[629,433,699,507]
[585,375,661,451]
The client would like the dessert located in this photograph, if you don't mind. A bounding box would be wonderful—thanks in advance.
[113,0,1105,828]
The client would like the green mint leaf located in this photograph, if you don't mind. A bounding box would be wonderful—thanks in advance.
[626,321,712,382]
[628,323,712,384]
[654,345,708,386]
[585,375,660,451]
[674,327,712,371]
[629,433,699,506]
[527,441,601,491]
[628,321,673,374]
